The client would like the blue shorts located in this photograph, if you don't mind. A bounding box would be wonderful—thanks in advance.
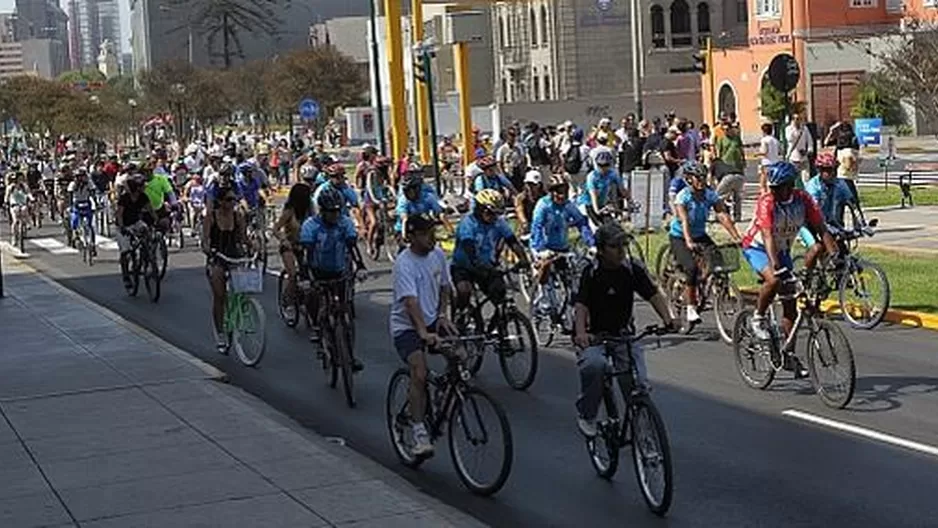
[743,246,793,275]
[70,203,93,230]
[393,320,439,362]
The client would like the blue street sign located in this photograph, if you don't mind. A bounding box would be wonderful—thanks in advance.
[299,98,320,121]
[854,117,883,147]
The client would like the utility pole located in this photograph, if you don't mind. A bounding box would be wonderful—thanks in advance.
[368,0,387,155]
[629,0,643,120]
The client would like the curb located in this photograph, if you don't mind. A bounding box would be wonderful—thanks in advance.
[0,246,229,382]
[738,287,938,332]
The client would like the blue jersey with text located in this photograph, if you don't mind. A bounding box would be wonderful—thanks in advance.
[452,214,515,269]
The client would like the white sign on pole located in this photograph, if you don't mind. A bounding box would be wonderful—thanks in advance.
[629,168,665,231]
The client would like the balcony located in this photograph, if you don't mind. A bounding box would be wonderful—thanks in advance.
[501,46,529,69]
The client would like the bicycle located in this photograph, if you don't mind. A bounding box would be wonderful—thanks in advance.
[386,336,513,496]
[75,205,96,267]
[582,325,674,516]
[122,225,161,303]
[454,264,539,390]
[366,197,395,262]
[246,207,269,274]
[311,273,360,408]
[154,227,169,280]
[663,243,743,343]
[213,252,267,367]
[733,266,857,409]
[95,191,112,238]
[530,248,590,347]
[9,202,29,254]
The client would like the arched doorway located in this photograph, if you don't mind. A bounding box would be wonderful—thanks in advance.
[718,83,737,118]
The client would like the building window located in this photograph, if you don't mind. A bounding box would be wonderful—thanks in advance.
[755,0,780,18]
[541,5,549,46]
[736,0,748,23]
[502,77,509,102]
[651,5,666,48]
[697,2,711,46]
[499,15,506,47]
[543,74,551,99]
[670,0,692,48]
[849,0,876,6]
[533,67,540,100]
[530,8,538,47]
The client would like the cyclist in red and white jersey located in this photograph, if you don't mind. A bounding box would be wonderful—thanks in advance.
[742,161,838,358]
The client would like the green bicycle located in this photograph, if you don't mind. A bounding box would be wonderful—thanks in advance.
[214,252,267,367]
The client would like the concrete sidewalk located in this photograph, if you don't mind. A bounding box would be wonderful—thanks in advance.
[0,262,486,528]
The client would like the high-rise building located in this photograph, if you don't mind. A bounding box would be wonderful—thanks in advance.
[14,0,68,42]
[69,0,122,70]
[8,0,69,78]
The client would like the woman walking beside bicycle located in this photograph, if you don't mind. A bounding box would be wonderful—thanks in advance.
[203,183,248,352]
[668,161,741,327]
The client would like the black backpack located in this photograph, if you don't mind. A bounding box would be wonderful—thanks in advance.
[524,133,550,166]
[563,142,584,175]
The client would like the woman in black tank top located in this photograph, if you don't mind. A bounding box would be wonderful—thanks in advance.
[202,184,247,349]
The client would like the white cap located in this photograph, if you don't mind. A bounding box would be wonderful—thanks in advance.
[599,118,611,127]
[524,169,542,185]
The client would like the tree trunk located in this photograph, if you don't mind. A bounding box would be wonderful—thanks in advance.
[223,13,231,69]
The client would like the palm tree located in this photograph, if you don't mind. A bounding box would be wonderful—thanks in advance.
[165,0,287,69]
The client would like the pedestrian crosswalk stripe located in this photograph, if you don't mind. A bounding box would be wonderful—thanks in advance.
[96,236,119,251]
[29,237,78,255]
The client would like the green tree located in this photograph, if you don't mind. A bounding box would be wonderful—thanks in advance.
[57,69,106,84]
[270,46,368,122]
[759,82,789,123]
[850,74,906,126]
[166,0,286,69]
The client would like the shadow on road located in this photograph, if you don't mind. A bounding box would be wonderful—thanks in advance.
[850,375,938,413]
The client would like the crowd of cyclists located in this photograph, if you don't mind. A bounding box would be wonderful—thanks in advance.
[0,111,869,501]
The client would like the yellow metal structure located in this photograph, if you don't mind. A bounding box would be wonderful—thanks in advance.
[384,0,408,160]
[412,0,432,165]
[706,37,716,123]
[453,42,473,168]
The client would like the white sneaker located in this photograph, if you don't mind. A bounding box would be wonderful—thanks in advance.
[213,327,228,353]
[750,314,771,341]
[283,305,297,321]
[411,423,434,457]
[686,305,702,324]
[577,416,598,438]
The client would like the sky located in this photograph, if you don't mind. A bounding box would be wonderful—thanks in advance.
[0,0,132,52]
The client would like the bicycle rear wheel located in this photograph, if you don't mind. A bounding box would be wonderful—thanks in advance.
[448,386,513,496]
[498,309,538,390]
[627,235,645,265]
[630,397,673,517]
[838,258,890,330]
[806,320,856,409]
[732,309,777,390]
[334,317,356,408]
[232,296,267,367]
[385,368,427,468]
[654,243,674,283]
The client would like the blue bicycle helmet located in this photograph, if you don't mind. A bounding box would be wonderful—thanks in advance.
[317,187,344,212]
[767,161,797,187]
[680,160,706,180]
[594,149,615,167]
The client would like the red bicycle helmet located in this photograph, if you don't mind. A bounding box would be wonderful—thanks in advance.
[815,151,837,171]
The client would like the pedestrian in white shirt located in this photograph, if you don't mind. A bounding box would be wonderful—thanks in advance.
[784,113,814,186]
[758,121,781,193]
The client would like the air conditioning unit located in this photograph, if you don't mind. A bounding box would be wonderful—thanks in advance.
[444,11,485,45]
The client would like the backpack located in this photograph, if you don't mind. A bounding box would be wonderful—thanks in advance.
[563,142,584,175]
[524,133,549,166]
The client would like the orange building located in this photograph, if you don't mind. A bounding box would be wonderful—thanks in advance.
[702,0,936,141]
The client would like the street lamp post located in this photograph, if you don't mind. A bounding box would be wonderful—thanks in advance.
[128,98,138,149]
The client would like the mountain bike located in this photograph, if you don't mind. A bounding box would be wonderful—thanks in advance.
[214,252,267,367]
[95,191,112,238]
[583,325,674,516]
[663,243,743,343]
[312,273,359,408]
[123,225,161,303]
[453,264,539,390]
[76,207,96,267]
[9,203,29,254]
[246,207,268,274]
[733,266,857,409]
[386,336,513,496]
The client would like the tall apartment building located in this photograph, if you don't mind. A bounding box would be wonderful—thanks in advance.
[14,0,68,42]
[7,0,69,78]
[68,0,122,70]
[706,0,938,139]
[490,0,747,107]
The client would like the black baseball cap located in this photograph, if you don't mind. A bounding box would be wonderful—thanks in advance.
[407,214,440,234]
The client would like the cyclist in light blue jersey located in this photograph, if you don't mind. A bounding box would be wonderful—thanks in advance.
[395,172,443,237]
[312,163,363,229]
[799,151,857,248]
[576,149,628,230]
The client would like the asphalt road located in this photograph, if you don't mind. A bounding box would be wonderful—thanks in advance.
[7,223,938,528]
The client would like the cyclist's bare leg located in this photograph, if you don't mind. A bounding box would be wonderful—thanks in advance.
[802,243,823,269]
[364,204,377,245]
[454,280,473,311]
[755,267,780,316]
[406,350,429,423]
[208,265,227,334]
[282,249,297,303]
[534,258,552,285]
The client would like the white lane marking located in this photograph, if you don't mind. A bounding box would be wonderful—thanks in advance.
[782,409,938,458]
[96,235,119,251]
[29,237,78,255]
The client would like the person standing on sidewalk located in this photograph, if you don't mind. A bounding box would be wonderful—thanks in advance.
[390,215,457,457]
[758,122,781,194]
[785,113,814,187]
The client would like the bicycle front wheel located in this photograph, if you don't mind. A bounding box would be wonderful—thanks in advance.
[630,397,673,517]
[448,386,513,496]
[587,384,623,480]
[385,368,426,468]
[156,236,168,279]
[838,258,890,330]
[143,251,161,303]
[497,310,538,391]
[733,309,777,390]
[334,317,356,408]
[806,320,856,409]
[232,296,267,367]
[713,281,744,345]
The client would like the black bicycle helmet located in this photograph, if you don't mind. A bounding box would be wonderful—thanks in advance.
[317,187,344,212]
[594,222,627,248]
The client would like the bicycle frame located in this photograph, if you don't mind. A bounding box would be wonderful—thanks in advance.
[766,272,828,355]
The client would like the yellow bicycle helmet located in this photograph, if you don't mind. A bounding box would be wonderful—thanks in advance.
[475,188,504,213]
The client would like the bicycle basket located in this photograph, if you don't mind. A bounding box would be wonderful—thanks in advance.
[711,244,741,274]
[229,266,263,294]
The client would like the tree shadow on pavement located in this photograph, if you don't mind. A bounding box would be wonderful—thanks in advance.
[849,375,938,413]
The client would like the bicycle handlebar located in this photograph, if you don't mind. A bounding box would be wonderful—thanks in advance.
[591,324,671,346]
[211,252,259,266]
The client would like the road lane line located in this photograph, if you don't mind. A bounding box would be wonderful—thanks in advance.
[29,237,78,255]
[782,409,938,458]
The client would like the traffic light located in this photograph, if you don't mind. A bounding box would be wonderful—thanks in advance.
[693,51,707,75]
